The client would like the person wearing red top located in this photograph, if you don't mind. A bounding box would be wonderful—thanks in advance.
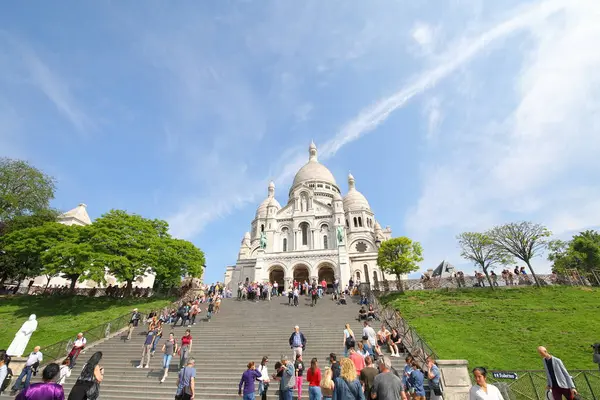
[306,358,322,400]
[348,347,365,375]
[179,329,193,369]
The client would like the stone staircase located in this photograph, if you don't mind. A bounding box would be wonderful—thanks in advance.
[38,295,405,399]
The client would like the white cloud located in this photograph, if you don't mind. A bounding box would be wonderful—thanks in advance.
[167,0,577,241]
[19,45,94,134]
[411,22,437,54]
[406,0,600,268]
[423,97,443,141]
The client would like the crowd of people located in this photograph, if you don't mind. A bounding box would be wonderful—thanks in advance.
[236,278,365,307]
[235,324,579,400]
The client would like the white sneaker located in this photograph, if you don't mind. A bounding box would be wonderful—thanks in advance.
[136,365,142,368]
[145,365,149,369]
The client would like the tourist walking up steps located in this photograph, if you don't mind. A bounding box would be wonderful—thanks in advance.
[289,326,307,359]
[127,308,141,340]
[307,358,322,400]
[175,358,196,400]
[68,352,104,400]
[239,361,262,400]
[407,360,426,400]
[469,367,504,400]
[257,356,270,400]
[161,333,178,383]
[332,358,364,400]
[359,356,378,400]
[15,363,64,400]
[343,324,356,357]
[371,356,403,400]
[538,346,577,400]
[279,355,296,400]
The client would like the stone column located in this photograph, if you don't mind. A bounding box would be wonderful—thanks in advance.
[436,359,470,400]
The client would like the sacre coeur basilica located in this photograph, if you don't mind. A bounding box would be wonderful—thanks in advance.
[225,142,394,290]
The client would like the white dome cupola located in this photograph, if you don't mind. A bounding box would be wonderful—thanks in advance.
[256,181,281,218]
[290,142,339,193]
[343,173,370,211]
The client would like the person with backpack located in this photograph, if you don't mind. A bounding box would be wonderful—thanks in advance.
[0,349,12,395]
[11,346,42,393]
[207,300,214,321]
[175,358,196,400]
[343,324,356,357]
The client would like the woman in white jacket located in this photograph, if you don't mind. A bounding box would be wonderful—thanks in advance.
[470,367,504,400]
[257,356,270,400]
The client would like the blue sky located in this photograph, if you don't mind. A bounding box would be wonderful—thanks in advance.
[1,0,599,284]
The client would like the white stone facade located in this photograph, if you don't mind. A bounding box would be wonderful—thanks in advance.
[31,204,156,289]
[229,142,393,289]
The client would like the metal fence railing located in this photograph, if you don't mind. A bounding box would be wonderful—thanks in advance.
[359,283,437,366]
[486,370,600,400]
[41,312,142,364]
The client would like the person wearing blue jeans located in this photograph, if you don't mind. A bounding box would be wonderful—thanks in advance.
[239,361,262,400]
[11,347,43,393]
[279,355,295,400]
[160,333,177,383]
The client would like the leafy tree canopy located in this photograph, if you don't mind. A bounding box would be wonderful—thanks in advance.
[457,232,513,289]
[0,158,56,222]
[548,230,600,273]
[89,210,171,291]
[377,236,423,292]
[488,221,551,287]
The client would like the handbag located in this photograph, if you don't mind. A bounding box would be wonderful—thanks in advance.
[430,380,443,396]
[85,381,100,400]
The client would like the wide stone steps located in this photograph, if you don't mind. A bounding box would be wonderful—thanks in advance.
[26,296,403,400]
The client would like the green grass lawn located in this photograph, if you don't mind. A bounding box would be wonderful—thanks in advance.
[0,295,174,354]
[382,286,600,370]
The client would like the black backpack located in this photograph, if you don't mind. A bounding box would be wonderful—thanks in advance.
[345,335,356,348]
[0,368,13,393]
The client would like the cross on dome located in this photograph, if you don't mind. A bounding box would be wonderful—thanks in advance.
[309,141,318,162]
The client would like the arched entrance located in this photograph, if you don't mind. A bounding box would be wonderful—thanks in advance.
[269,266,285,286]
[317,263,335,285]
[293,264,310,283]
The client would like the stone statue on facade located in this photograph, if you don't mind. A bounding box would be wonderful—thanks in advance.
[259,231,267,250]
[336,226,345,245]
[7,314,38,357]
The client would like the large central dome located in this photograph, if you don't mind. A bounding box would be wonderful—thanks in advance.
[291,142,337,188]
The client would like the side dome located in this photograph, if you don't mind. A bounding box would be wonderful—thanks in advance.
[256,181,281,218]
[343,173,370,211]
[291,142,337,188]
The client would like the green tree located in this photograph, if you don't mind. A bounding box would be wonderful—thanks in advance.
[0,222,72,289]
[154,238,205,288]
[548,230,600,275]
[40,225,106,291]
[90,210,169,295]
[457,232,513,290]
[488,222,551,288]
[0,158,56,222]
[376,236,423,293]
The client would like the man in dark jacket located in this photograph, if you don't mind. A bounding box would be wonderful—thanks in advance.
[288,326,306,359]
